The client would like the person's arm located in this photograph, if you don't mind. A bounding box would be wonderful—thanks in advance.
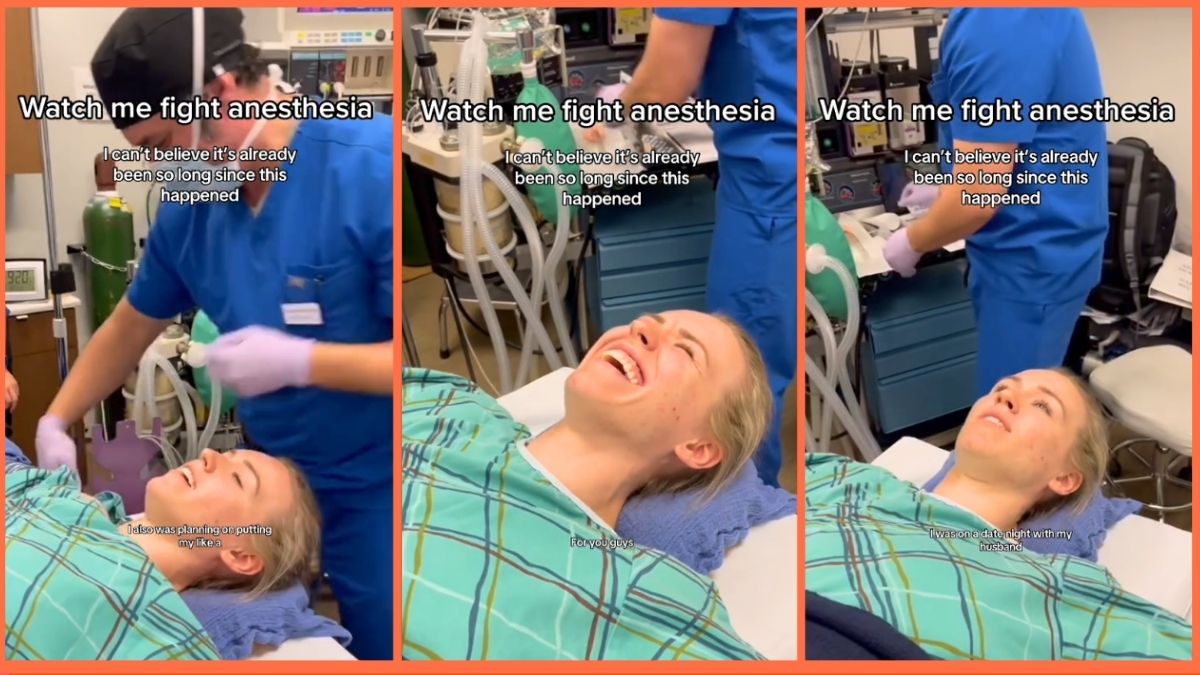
[620,15,718,105]
[310,341,392,395]
[308,141,393,397]
[905,139,1016,252]
[48,206,190,424]
[906,9,1060,253]
[46,298,171,424]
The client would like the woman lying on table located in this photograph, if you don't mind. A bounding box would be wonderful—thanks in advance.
[402,310,774,660]
[806,368,1191,660]
[5,441,320,660]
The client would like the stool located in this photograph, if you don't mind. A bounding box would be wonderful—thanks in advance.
[1089,345,1192,522]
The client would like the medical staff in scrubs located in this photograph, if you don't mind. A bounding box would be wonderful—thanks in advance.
[34,9,393,659]
[884,9,1107,491]
[884,8,1108,397]
[598,9,797,487]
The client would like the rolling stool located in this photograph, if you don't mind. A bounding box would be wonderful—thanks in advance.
[1089,345,1192,522]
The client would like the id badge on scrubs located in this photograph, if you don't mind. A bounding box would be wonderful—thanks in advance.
[283,302,324,326]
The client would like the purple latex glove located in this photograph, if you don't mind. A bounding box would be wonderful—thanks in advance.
[595,82,626,105]
[883,227,922,278]
[36,415,77,472]
[206,326,315,397]
[899,182,939,213]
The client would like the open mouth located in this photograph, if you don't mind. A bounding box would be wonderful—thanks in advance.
[179,465,196,489]
[981,414,1010,432]
[601,348,643,385]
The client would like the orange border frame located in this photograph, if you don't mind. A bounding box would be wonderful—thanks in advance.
[0,2,1193,674]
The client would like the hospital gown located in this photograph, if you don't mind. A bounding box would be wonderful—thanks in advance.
[401,369,762,661]
[805,453,1192,660]
[4,456,218,660]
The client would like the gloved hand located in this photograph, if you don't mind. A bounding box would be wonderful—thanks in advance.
[899,182,939,213]
[584,83,628,144]
[36,415,77,472]
[206,326,315,397]
[595,82,626,105]
[883,227,922,278]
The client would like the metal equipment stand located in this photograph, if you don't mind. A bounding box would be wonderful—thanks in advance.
[30,9,85,480]
[402,309,421,368]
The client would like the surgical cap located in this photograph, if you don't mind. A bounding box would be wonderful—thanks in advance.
[90,8,246,129]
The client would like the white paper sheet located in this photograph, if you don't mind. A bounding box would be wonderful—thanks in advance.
[1149,248,1192,309]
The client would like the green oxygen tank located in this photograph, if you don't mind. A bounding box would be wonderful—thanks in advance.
[190,311,237,416]
[82,190,135,330]
[805,193,858,322]
[513,60,582,222]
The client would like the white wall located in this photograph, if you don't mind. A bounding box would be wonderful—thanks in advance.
[1083,8,1192,249]
[4,8,284,347]
[825,8,1193,248]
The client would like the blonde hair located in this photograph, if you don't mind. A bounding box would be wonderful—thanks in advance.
[196,458,323,600]
[1022,368,1110,521]
[639,315,774,500]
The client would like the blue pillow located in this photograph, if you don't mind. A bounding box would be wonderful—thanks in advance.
[923,452,1142,561]
[617,462,796,575]
[182,583,351,660]
[6,438,31,466]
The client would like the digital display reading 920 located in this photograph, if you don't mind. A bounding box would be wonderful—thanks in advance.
[6,269,36,292]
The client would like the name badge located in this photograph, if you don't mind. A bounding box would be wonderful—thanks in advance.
[282,302,323,326]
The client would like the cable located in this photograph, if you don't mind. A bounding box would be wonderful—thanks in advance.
[144,181,157,231]
[834,11,873,103]
[456,313,500,396]
[804,8,834,42]
[809,9,873,126]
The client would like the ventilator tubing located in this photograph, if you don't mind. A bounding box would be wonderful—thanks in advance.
[129,345,223,468]
[510,154,578,387]
[807,248,871,453]
[458,12,569,394]
[806,353,880,461]
[805,248,881,460]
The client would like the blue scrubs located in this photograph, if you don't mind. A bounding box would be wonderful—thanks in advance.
[655,8,797,487]
[932,8,1108,396]
[128,117,394,659]
[923,10,1107,489]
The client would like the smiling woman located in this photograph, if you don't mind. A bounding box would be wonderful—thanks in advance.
[951,368,1109,521]
[137,448,322,598]
[562,311,773,498]
[804,368,1193,660]
[400,310,774,661]
[3,445,320,660]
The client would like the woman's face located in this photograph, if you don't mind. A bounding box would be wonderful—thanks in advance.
[955,369,1088,501]
[145,449,295,558]
[564,310,747,469]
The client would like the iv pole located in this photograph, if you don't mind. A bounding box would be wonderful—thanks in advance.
[30,8,82,471]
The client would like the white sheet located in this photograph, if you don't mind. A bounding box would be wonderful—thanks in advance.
[249,636,354,661]
[874,437,1193,622]
[497,368,798,660]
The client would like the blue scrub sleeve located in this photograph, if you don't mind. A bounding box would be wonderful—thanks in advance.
[126,205,193,320]
[944,9,1061,145]
[371,169,393,321]
[357,149,393,321]
[653,8,734,25]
